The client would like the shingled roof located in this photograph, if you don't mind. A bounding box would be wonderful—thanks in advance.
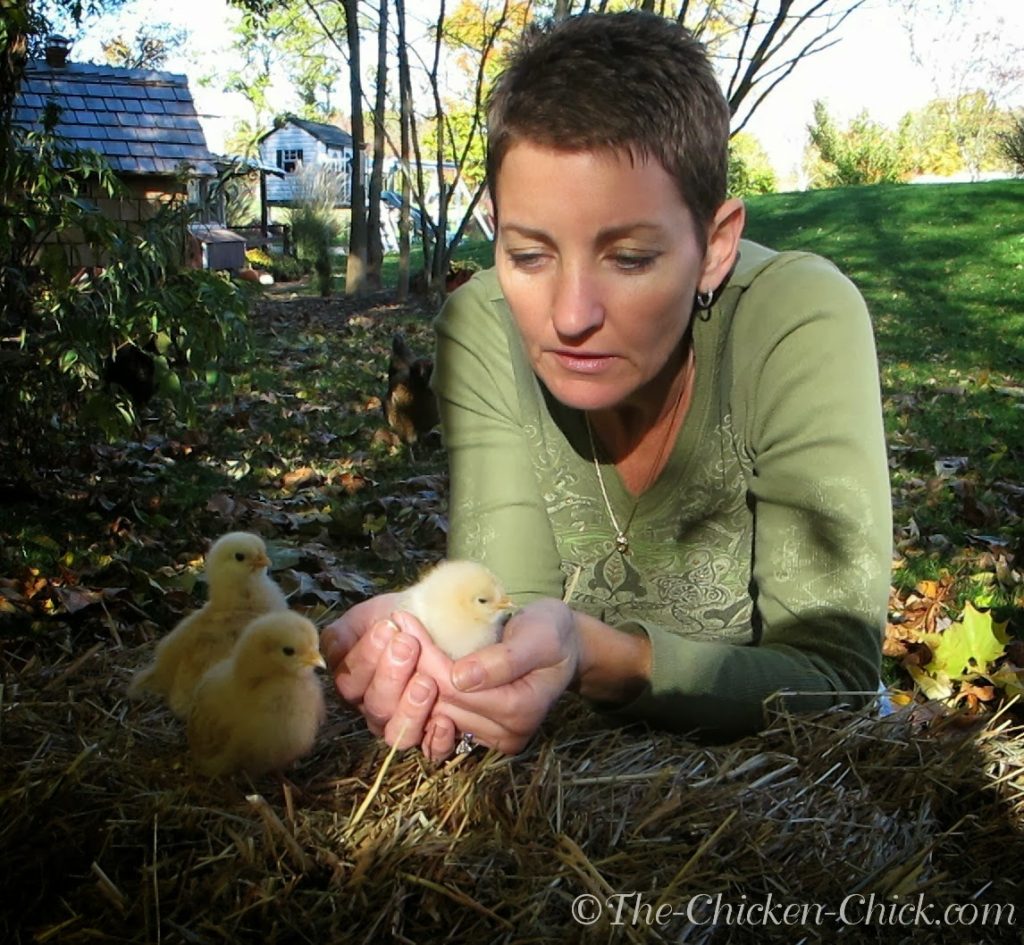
[261,115,354,150]
[12,60,218,177]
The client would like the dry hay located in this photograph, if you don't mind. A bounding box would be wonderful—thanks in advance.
[2,639,1023,945]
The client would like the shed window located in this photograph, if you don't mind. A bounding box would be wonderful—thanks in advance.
[276,148,304,173]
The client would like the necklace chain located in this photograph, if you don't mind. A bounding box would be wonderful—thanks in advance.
[585,415,632,554]
[585,348,693,556]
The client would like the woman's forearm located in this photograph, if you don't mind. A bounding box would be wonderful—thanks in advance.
[572,611,652,705]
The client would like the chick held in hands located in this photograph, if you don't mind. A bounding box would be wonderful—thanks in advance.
[128,531,288,718]
[188,611,327,777]
[397,560,515,660]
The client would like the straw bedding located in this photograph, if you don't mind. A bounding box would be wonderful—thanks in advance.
[2,640,1022,945]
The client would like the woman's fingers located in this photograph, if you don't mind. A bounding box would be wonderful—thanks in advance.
[450,604,572,692]
[361,631,422,728]
[320,619,356,674]
[384,673,439,749]
[332,618,398,705]
[423,714,458,762]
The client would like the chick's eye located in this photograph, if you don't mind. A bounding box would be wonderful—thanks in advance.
[477,596,489,605]
[234,552,246,562]
[282,646,296,657]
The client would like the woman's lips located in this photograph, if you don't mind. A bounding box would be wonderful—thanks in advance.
[551,349,617,374]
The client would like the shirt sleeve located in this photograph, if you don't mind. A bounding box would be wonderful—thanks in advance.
[432,273,565,601]
[607,253,892,740]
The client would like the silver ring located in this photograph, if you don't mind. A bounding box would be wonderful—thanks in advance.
[455,732,476,756]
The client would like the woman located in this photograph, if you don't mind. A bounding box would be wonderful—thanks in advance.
[321,11,892,757]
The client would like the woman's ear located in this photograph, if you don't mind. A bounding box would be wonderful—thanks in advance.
[700,197,746,291]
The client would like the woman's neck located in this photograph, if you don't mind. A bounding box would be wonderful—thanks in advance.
[587,342,696,495]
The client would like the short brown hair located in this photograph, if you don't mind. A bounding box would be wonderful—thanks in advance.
[486,11,730,247]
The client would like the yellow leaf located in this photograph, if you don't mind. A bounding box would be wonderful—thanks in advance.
[988,665,1024,699]
[908,664,953,700]
[923,602,1007,678]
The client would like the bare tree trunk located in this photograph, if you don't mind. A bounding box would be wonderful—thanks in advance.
[343,0,367,296]
[432,0,514,282]
[428,0,448,291]
[395,0,412,300]
[365,0,388,290]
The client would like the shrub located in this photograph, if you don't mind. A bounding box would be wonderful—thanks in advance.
[0,113,250,469]
[728,133,777,197]
[266,253,307,283]
[998,112,1024,176]
[245,246,273,269]
[287,164,343,298]
[806,100,908,188]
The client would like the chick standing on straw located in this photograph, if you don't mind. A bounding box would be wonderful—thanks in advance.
[188,611,327,777]
[129,532,288,718]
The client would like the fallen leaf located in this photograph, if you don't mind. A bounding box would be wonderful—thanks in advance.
[921,602,1007,678]
[55,587,103,614]
[206,493,236,516]
[955,680,996,711]
[907,664,953,700]
[281,467,320,491]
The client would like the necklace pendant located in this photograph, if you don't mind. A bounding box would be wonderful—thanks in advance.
[614,533,630,555]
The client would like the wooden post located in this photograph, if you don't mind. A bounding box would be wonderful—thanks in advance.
[260,171,269,238]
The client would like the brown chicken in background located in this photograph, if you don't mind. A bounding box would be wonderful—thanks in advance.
[384,333,439,446]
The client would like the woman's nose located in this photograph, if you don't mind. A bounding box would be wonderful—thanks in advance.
[551,267,604,339]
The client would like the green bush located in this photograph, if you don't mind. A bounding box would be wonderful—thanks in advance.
[286,165,342,298]
[0,112,250,470]
[998,111,1024,176]
[806,100,908,188]
[728,132,777,197]
[266,253,308,283]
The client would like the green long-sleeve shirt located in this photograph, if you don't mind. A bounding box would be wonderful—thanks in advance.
[432,239,892,740]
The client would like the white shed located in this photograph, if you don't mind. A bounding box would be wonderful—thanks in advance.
[257,116,362,208]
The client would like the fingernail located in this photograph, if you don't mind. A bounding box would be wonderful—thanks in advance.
[410,676,433,705]
[453,660,484,691]
[391,634,416,662]
[372,619,398,647]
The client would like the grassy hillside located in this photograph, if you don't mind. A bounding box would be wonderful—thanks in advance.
[746,181,1024,602]
[743,180,1024,376]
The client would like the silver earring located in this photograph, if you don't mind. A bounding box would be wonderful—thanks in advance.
[695,288,714,310]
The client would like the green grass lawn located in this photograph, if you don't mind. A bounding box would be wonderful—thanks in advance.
[745,179,1024,620]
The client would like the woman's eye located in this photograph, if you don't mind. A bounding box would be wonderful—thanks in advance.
[613,253,658,272]
[507,251,546,271]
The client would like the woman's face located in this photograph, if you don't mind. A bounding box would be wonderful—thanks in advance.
[495,140,715,414]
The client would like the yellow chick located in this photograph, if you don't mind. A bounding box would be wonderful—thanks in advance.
[129,531,288,718]
[396,559,514,659]
[187,611,327,777]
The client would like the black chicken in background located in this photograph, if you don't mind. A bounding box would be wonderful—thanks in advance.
[384,333,439,447]
[104,342,157,407]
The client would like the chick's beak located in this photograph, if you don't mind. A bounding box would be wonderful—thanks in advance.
[305,651,328,670]
[251,552,271,570]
